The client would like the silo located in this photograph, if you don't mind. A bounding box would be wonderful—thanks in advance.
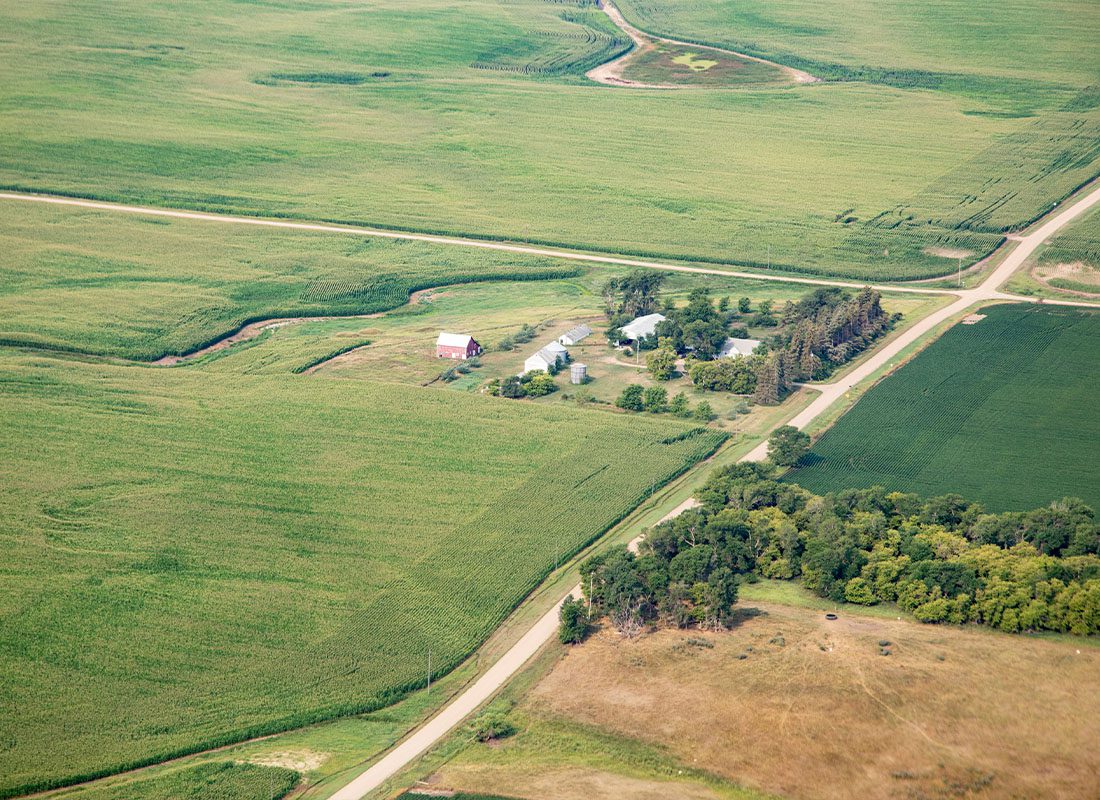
[570,362,587,385]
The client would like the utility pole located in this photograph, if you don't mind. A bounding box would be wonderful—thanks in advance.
[427,649,431,695]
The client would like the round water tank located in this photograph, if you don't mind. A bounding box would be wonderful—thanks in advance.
[570,362,587,385]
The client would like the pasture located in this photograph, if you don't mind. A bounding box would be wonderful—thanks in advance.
[1,0,1096,278]
[0,350,725,796]
[437,596,1100,799]
[787,304,1100,510]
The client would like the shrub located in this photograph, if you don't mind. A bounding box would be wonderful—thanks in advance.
[693,401,715,421]
[472,712,516,743]
[524,373,558,397]
[559,597,590,644]
[616,384,645,411]
[643,386,668,413]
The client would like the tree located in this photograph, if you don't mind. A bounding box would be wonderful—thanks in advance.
[689,358,758,393]
[753,353,781,404]
[669,392,690,418]
[646,347,677,380]
[558,597,590,644]
[524,372,558,397]
[643,386,668,413]
[499,375,526,398]
[738,297,751,314]
[768,425,811,466]
[693,401,715,421]
[718,295,730,312]
[616,384,645,411]
[844,577,878,605]
[602,270,666,319]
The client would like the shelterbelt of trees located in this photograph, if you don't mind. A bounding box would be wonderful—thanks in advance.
[570,464,1100,639]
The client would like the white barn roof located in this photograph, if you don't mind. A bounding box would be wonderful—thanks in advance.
[436,332,474,348]
[619,313,666,341]
[544,340,568,355]
[559,324,592,344]
[719,337,761,358]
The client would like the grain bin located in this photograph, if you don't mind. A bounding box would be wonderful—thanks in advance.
[570,362,587,385]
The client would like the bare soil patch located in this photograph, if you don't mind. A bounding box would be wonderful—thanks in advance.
[922,246,974,259]
[527,601,1100,799]
[244,749,328,772]
[960,313,986,324]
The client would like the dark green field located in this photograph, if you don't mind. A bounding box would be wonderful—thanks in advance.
[787,304,1100,510]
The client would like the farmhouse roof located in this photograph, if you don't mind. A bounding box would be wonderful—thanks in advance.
[620,313,666,340]
[560,324,592,343]
[436,332,474,348]
[544,340,568,355]
[719,337,761,358]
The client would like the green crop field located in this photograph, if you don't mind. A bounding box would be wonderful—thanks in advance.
[786,304,1100,510]
[0,0,1096,279]
[1032,204,1100,293]
[0,203,578,362]
[51,763,297,800]
[0,348,725,796]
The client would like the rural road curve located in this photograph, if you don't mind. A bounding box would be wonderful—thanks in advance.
[327,180,1100,799]
[588,0,818,88]
[0,191,953,297]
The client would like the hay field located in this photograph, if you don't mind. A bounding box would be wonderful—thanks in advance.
[448,599,1100,799]
[1,0,1096,278]
[787,304,1100,510]
[0,349,724,796]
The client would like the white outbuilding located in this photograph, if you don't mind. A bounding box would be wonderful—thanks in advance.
[559,324,593,346]
[719,337,761,358]
[618,313,666,343]
[523,343,567,374]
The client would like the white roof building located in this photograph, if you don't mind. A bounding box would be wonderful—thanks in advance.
[559,324,592,345]
[719,337,761,358]
[523,345,565,374]
[544,340,568,358]
[436,332,475,349]
[619,313,666,342]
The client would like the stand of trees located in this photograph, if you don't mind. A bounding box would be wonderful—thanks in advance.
[566,464,1100,642]
[603,271,666,343]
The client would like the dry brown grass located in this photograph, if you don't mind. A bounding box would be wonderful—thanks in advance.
[526,602,1100,800]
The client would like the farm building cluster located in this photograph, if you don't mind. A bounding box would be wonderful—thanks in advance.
[616,313,760,357]
[523,324,591,382]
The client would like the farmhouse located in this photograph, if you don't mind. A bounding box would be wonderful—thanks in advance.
[436,332,482,360]
[559,324,592,346]
[719,337,761,358]
[619,313,666,343]
[524,342,568,374]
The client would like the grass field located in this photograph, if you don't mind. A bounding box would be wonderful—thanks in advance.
[1,0,1096,278]
[786,303,1100,510]
[617,43,790,88]
[51,763,298,800]
[0,349,725,796]
[0,203,578,361]
[1031,203,1100,294]
[445,597,1100,799]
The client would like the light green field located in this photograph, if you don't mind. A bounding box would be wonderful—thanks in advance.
[50,763,297,800]
[0,203,578,361]
[616,0,1100,100]
[1,0,1096,278]
[0,347,725,796]
[1031,203,1100,293]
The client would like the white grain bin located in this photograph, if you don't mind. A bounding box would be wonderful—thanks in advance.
[570,362,587,385]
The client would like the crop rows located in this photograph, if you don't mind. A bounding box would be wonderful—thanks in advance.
[472,11,629,76]
[788,304,1100,511]
[0,356,725,796]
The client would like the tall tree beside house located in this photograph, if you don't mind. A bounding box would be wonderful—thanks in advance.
[753,352,782,404]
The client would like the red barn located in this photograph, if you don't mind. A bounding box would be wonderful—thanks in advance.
[436,332,482,359]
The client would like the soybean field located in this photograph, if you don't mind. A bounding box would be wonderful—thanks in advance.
[0,352,724,796]
[787,304,1100,510]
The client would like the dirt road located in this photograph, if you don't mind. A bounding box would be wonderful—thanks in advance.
[587,1,818,88]
[0,191,957,297]
[326,179,1100,800]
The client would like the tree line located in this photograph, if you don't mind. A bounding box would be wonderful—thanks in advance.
[563,463,1100,642]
